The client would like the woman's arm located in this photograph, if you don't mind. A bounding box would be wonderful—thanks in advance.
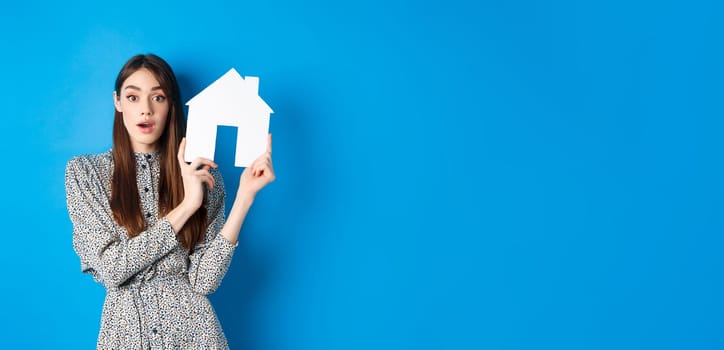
[186,169,235,295]
[66,157,180,289]
[179,134,275,245]
[168,138,220,233]
[220,133,276,244]
[184,135,275,295]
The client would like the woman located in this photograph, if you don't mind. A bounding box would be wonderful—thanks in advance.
[65,54,275,349]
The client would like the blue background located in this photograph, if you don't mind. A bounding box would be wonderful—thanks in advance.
[1,0,723,349]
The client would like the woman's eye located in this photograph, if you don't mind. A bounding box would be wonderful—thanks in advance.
[153,95,166,102]
[126,95,137,102]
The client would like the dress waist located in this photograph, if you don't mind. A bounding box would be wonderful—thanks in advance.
[114,268,189,292]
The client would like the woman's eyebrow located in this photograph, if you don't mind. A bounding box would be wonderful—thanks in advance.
[123,85,163,91]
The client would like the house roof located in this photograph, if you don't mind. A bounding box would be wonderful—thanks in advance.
[186,68,273,114]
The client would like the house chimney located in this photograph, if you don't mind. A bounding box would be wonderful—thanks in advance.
[244,76,259,94]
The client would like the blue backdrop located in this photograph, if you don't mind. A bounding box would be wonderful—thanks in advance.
[1,0,723,349]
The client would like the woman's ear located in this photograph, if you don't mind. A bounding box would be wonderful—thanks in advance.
[113,91,122,113]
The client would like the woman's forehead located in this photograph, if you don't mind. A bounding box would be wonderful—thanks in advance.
[122,68,162,90]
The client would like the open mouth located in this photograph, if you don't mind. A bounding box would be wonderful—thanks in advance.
[137,121,155,133]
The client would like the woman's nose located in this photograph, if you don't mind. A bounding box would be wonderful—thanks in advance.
[141,101,153,117]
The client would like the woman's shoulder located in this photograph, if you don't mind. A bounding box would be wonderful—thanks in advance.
[66,150,113,176]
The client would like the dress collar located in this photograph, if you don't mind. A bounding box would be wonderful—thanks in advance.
[133,150,161,162]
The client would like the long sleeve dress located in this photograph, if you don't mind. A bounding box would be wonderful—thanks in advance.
[65,150,237,349]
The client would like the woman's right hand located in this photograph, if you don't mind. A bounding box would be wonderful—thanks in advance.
[177,137,218,211]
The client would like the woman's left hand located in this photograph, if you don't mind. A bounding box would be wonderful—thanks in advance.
[237,133,276,200]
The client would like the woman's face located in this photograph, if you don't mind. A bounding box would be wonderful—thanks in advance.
[114,68,169,153]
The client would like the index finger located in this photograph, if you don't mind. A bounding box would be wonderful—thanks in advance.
[177,137,187,163]
[189,157,218,170]
[267,133,272,154]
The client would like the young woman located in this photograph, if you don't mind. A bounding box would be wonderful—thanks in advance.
[65,54,275,349]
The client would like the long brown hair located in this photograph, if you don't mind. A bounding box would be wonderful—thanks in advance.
[110,54,206,251]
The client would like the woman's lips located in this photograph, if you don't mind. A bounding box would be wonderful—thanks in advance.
[137,121,156,134]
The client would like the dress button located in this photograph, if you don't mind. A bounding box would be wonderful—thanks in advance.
[145,154,151,159]
[144,187,149,192]
[141,164,147,169]
[151,328,157,334]
[146,212,151,218]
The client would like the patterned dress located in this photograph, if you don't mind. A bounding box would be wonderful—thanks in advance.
[65,150,236,349]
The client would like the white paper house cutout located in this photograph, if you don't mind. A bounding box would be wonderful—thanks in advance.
[184,68,273,167]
